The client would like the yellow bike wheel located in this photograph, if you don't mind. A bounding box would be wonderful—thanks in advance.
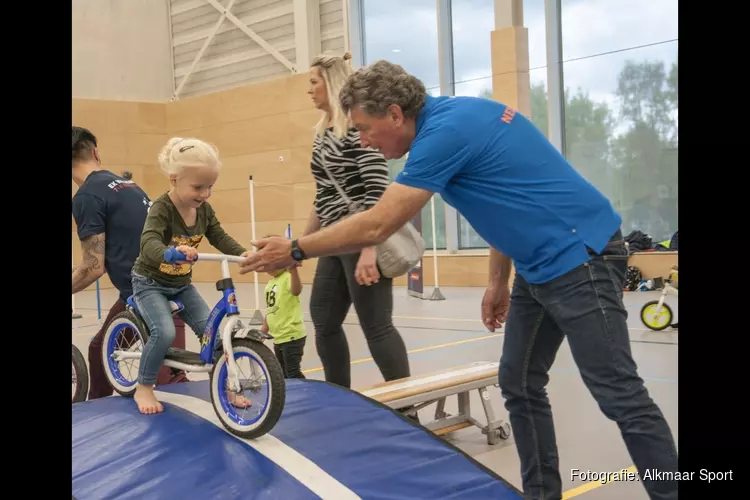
[640,300,673,331]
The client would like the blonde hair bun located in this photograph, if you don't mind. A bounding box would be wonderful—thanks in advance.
[343,51,352,61]
[158,137,221,175]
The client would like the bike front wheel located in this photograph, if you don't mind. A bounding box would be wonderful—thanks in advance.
[209,338,285,439]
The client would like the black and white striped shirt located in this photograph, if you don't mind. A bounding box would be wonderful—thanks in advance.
[311,127,390,227]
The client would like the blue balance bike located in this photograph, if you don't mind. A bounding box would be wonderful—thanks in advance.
[101,248,286,439]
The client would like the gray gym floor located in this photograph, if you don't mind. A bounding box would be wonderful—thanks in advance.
[72,283,677,500]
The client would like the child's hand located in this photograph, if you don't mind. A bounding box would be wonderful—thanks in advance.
[175,245,198,262]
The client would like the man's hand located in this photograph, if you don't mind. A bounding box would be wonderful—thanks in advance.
[354,247,380,286]
[239,237,293,274]
[481,284,510,332]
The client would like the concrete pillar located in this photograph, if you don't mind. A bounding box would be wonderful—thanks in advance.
[490,0,531,117]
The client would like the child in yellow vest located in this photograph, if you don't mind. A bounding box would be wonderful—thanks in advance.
[261,262,307,378]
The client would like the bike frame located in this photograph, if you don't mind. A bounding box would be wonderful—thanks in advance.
[114,252,248,392]
[199,256,242,363]
[653,270,678,311]
[185,253,246,392]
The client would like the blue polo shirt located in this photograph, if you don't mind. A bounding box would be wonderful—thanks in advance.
[395,95,622,284]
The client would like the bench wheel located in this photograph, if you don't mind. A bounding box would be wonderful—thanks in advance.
[488,421,511,444]
[72,344,89,403]
[495,421,511,440]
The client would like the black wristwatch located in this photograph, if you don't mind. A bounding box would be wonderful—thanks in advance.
[290,239,306,261]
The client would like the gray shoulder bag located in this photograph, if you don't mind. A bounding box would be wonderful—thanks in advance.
[318,163,426,279]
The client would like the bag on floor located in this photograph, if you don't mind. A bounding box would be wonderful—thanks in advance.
[624,266,642,291]
[318,163,425,279]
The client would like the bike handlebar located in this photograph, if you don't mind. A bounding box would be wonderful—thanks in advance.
[163,247,247,265]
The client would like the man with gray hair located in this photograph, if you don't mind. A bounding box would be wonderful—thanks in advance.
[239,60,677,500]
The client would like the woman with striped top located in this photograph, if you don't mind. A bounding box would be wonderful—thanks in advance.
[303,51,411,389]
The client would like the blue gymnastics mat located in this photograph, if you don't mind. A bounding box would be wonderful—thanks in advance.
[72,379,523,499]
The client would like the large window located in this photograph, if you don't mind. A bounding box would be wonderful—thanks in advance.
[454,0,548,248]
[561,0,678,242]
[363,0,445,249]
[354,0,677,251]
[362,0,440,93]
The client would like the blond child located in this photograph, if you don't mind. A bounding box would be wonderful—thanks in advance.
[130,137,251,414]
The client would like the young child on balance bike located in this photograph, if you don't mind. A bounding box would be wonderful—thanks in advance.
[130,137,252,415]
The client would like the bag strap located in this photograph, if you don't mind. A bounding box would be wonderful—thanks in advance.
[318,161,363,213]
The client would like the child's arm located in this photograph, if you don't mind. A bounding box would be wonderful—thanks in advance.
[289,266,303,296]
[260,315,269,334]
[205,205,247,256]
[140,201,173,263]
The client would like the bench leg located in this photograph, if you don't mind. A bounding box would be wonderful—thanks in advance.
[434,397,447,420]
[457,391,470,418]
[478,386,511,444]
[424,392,478,435]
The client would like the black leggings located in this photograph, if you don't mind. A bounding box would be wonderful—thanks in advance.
[310,252,410,388]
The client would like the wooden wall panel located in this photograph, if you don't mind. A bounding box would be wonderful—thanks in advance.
[72,99,166,135]
[166,73,314,133]
[629,252,678,279]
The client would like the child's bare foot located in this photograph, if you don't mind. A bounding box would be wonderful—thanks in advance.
[135,384,164,414]
[227,390,252,409]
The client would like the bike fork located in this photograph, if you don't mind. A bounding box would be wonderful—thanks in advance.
[656,290,668,310]
[222,318,242,393]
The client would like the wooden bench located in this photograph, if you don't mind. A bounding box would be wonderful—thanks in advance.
[358,361,511,445]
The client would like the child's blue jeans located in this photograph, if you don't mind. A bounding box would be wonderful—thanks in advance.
[132,272,210,386]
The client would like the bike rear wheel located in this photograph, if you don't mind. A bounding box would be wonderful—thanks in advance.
[209,338,285,439]
[102,310,150,396]
[72,344,89,403]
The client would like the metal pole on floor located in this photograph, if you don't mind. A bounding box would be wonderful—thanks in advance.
[247,175,264,326]
[427,197,445,301]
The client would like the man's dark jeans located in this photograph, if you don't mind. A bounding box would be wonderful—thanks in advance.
[498,230,678,500]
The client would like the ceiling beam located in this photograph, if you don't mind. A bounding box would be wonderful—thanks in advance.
[172,0,238,100]
[294,0,322,69]
[205,0,297,73]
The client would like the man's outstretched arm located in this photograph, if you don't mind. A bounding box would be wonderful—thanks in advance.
[72,233,106,294]
[297,182,433,258]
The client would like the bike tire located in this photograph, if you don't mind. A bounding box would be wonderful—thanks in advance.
[72,344,89,403]
[640,300,673,331]
[210,338,286,440]
[102,310,150,397]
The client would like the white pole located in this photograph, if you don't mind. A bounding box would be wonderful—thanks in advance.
[248,176,260,312]
[430,196,440,288]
